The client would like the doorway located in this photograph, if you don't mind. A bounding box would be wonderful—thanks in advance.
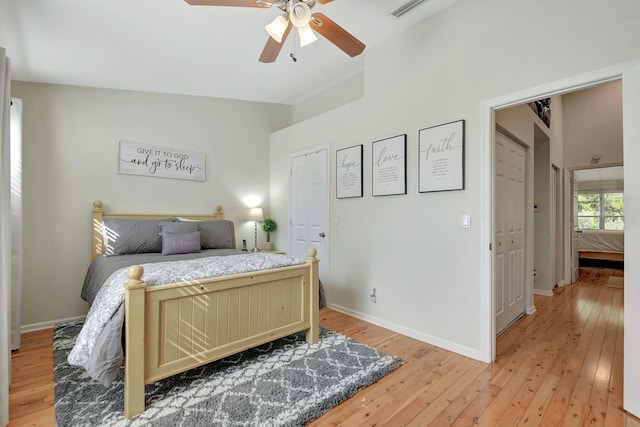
[491,80,624,339]
[571,165,624,275]
[481,63,637,364]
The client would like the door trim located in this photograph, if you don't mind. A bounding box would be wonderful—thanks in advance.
[481,61,639,363]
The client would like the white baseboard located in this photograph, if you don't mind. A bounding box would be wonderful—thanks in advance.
[533,288,554,297]
[21,315,85,333]
[526,304,537,315]
[557,280,569,288]
[328,303,484,362]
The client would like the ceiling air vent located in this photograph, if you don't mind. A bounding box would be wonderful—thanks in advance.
[391,0,430,18]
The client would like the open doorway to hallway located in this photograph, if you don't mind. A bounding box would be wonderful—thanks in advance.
[494,79,623,338]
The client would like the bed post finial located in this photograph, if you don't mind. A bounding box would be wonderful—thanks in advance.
[93,200,103,209]
[127,265,144,284]
[215,205,223,220]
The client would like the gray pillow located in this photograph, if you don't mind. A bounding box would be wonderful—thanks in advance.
[103,217,175,256]
[197,220,236,249]
[161,231,201,255]
[161,221,198,234]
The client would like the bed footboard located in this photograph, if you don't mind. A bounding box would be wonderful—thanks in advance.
[123,249,319,418]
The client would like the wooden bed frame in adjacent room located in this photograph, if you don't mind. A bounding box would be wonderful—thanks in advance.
[90,201,319,418]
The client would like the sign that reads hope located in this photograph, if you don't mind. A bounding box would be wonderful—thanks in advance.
[117,140,206,182]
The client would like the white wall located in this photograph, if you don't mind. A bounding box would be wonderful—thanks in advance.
[622,62,640,419]
[292,72,364,124]
[563,81,623,168]
[12,81,291,325]
[271,0,640,365]
[533,126,552,295]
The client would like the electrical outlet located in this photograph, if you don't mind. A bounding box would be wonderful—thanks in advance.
[369,288,376,303]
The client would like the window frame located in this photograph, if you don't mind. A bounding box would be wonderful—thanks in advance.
[577,190,624,230]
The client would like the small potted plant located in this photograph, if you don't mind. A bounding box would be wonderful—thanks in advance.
[261,218,277,251]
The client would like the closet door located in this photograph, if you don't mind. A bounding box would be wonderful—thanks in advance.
[290,149,329,287]
[495,131,527,334]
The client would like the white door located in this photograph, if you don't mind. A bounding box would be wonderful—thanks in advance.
[495,131,527,334]
[290,149,329,287]
[570,170,580,283]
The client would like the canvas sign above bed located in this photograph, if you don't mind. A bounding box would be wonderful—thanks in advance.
[117,140,206,181]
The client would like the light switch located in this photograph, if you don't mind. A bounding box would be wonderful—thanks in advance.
[462,215,471,229]
[333,217,340,226]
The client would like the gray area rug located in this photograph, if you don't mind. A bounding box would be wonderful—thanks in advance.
[54,320,402,426]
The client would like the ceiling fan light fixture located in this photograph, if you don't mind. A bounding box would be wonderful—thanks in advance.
[289,2,311,27]
[298,24,317,47]
[265,14,288,43]
[255,0,273,7]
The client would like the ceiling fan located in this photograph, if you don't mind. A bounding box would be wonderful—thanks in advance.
[184,0,366,63]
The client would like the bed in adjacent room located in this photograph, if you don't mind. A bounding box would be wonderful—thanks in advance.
[578,229,624,269]
[577,229,624,253]
[68,201,320,418]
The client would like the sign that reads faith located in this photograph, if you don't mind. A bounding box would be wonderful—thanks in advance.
[117,140,205,182]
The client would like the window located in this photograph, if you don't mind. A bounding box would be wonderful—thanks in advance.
[577,192,624,230]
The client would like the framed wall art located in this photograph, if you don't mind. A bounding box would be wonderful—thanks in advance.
[418,120,465,192]
[117,140,206,182]
[372,134,406,196]
[336,145,363,198]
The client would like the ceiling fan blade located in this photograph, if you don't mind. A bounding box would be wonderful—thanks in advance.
[315,0,334,3]
[310,13,365,57]
[259,22,293,63]
[184,0,264,7]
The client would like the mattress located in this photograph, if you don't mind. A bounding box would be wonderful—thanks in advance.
[577,230,624,253]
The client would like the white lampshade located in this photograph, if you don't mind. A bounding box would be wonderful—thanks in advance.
[265,15,288,43]
[248,207,264,222]
[297,25,317,47]
[289,2,311,28]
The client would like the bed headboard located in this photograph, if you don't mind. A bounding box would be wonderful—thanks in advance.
[91,200,224,260]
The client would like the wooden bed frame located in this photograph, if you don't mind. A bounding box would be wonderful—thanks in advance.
[90,201,319,418]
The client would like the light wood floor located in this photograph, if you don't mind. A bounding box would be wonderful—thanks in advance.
[8,267,629,426]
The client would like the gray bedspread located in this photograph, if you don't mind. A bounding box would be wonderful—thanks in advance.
[69,251,327,387]
[81,249,243,306]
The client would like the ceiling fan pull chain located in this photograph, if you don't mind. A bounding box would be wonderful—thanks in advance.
[290,33,297,62]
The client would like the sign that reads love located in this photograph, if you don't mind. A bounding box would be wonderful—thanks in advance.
[117,140,206,182]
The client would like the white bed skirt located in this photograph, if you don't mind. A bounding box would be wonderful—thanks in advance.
[577,230,624,253]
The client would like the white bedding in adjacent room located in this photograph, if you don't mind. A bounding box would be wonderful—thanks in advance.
[577,230,624,253]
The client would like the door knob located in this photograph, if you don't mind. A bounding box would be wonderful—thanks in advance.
[319,232,326,238]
